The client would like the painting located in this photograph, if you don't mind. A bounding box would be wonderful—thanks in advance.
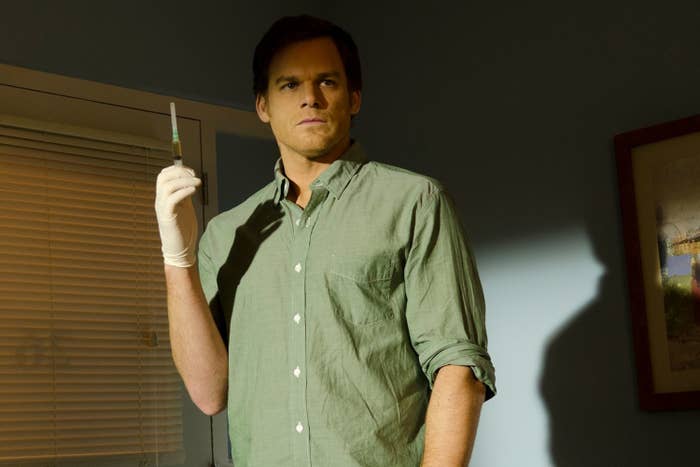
[615,115,700,411]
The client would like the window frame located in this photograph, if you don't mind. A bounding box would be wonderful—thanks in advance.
[0,63,271,466]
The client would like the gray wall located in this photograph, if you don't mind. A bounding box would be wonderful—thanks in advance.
[4,1,700,466]
[0,0,310,110]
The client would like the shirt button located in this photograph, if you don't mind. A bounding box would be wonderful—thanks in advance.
[293,366,301,378]
[295,422,304,433]
[293,313,301,324]
[305,218,311,227]
[294,263,302,273]
[295,218,301,226]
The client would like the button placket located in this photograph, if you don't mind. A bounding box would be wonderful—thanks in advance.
[287,200,315,463]
[288,187,327,464]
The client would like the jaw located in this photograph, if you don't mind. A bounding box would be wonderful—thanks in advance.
[277,129,351,162]
[273,118,349,157]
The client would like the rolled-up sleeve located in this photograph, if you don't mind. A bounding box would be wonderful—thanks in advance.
[404,187,496,400]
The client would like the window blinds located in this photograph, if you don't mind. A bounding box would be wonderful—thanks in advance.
[0,114,185,466]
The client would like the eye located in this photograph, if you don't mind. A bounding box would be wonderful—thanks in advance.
[321,79,336,86]
[282,82,298,90]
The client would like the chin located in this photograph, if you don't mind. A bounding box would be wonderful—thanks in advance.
[279,130,348,159]
[297,139,340,157]
[301,147,334,160]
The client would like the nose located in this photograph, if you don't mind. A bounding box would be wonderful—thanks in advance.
[300,82,324,109]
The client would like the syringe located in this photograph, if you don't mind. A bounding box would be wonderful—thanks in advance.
[169,102,183,166]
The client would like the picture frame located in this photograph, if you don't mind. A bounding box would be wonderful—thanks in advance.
[615,114,700,411]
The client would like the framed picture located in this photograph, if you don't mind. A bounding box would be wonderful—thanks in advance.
[615,115,700,411]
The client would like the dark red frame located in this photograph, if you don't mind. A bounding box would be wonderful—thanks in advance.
[614,114,700,411]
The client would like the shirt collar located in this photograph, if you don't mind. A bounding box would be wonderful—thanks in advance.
[273,140,367,204]
[273,158,289,204]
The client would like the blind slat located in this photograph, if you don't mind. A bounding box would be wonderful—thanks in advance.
[0,124,171,160]
[0,113,172,153]
[0,174,155,201]
[0,144,166,179]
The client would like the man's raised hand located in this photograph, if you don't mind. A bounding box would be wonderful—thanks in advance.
[155,165,201,268]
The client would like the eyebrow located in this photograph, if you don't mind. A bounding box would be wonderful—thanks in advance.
[274,71,342,85]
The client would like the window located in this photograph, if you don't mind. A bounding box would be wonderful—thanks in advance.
[0,114,185,466]
[0,63,270,467]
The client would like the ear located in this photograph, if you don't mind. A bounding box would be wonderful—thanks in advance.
[350,89,362,116]
[256,93,271,123]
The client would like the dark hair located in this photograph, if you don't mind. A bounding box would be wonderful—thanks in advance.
[252,15,362,97]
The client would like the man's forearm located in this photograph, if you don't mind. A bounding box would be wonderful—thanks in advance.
[165,264,228,415]
[421,365,485,467]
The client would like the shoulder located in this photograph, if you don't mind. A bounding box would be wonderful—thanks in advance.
[359,160,447,210]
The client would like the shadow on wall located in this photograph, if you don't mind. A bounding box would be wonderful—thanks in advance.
[539,186,700,466]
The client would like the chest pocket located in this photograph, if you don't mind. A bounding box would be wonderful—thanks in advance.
[323,252,401,325]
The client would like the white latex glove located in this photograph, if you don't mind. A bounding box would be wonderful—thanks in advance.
[155,165,201,267]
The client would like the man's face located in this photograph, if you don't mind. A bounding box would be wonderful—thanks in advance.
[255,37,361,160]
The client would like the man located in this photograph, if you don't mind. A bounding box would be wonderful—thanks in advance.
[155,15,496,467]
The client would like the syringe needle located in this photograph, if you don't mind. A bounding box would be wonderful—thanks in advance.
[170,102,183,166]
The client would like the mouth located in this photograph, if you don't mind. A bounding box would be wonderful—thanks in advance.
[298,118,326,125]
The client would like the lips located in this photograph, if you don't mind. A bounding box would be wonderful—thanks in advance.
[298,118,326,125]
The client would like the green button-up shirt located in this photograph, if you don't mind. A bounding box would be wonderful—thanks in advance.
[198,141,496,467]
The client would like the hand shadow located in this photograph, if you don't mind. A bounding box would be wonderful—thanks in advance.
[539,212,700,466]
[208,199,284,344]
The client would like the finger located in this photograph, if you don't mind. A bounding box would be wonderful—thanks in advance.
[157,165,197,184]
[160,164,195,174]
[160,176,201,197]
[166,186,197,212]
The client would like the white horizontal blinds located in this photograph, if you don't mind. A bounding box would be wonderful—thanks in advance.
[0,115,185,465]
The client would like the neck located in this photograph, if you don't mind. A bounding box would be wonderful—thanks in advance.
[280,136,351,208]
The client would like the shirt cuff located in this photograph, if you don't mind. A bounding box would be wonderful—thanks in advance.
[421,341,497,401]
